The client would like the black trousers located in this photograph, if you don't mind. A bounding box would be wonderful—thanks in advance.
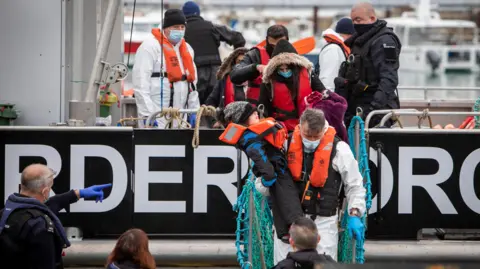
[268,170,304,238]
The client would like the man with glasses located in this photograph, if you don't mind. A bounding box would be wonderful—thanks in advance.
[0,163,111,269]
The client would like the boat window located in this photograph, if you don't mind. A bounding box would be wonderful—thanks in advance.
[408,27,475,45]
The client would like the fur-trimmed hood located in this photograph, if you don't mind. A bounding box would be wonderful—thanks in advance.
[262,53,313,83]
[216,47,249,80]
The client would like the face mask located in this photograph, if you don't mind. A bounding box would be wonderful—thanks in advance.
[168,30,185,44]
[354,23,374,35]
[278,69,292,78]
[302,136,320,152]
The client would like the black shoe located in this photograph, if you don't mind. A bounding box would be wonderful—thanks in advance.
[281,234,290,244]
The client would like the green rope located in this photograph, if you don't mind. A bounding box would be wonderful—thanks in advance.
[234,164,274,269]
[338,116,372,264]
[473,96,480,129]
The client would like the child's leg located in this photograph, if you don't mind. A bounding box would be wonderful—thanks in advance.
[269,195,289,238]
[269,171,304,231]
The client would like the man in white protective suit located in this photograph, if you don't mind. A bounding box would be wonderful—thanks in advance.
[132,9,200,128]
[256,108,366,263]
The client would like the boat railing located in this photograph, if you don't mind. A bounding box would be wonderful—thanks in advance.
[398,86,480,101]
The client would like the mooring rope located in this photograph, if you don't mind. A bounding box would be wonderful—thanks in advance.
[192,105,217,148]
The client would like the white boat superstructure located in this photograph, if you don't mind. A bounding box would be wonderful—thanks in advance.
[385,0,480,73]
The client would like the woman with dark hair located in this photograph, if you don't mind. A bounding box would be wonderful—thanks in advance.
[106,229,156,269]
[259,39,326,132]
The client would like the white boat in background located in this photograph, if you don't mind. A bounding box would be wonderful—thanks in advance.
[385,0,480,74]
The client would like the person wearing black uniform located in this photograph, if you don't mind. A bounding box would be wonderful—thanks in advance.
[182,1,246,104]
[0,163,112,269]
[335,2,401,128]
[230,25,289,106]
[274,217,335,269]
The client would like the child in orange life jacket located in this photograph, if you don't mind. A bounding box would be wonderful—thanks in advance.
[217,101,304,242]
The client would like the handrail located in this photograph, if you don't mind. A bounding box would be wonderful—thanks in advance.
[365,109,419,129]
[398,86,480,91]
[145,108,198,128]
[379,111,480,129]
[397,86,480,102]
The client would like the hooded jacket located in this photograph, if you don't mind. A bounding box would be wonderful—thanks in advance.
[318,29,349,91]
[205,47,247,108]
[259,44,325,121]
[274,249,335,269]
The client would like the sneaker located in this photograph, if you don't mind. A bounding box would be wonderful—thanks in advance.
[281,234,290,244]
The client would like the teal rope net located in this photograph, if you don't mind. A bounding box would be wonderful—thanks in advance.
[338,115,373,264]
[233,165,274,269]
[473,96,480,129]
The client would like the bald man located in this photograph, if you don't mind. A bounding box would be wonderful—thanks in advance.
[0,163,111,269]
[335,2,401,128]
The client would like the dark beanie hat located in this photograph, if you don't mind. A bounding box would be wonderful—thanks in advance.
[335,18,355,35]
[271,39,298,58]
[182,1,200,16]
[220,101,256,125]
[163,9,186,29]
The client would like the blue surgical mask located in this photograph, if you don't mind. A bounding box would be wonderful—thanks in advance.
[278,69,292,78]
[302,136,320,152]
[168,30,185,44]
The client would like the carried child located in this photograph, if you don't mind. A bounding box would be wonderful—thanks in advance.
[217,101,304,242]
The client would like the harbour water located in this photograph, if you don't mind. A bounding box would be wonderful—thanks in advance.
[398,70,480,100]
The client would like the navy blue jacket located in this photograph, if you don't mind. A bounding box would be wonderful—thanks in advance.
[0,191,79,269]
[238,130,288,182]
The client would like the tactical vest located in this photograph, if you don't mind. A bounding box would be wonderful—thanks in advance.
[184,16,221,67]
[296,137,342,217]
[0,207,64,269]
[339,26,400,105]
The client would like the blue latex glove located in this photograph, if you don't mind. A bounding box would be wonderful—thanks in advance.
[347,215,364,241]
[189,114,196,127]
[79,184,112,203]
[261,177,276,187]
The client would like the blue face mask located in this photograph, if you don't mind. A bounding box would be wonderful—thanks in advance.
[168,30,185,44]
[278,69,292,78]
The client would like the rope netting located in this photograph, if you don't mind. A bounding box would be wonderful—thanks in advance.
[233,116,372,267]
[338,115,373,264]
[233,165,274,269]
[473,96,480,129]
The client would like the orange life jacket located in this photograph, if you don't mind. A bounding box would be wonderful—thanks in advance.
[219,117,287,150]
[271,67,312,132]
[246,46,270,106]
[323,33,350,59]
[224,75,235,107]
[287,125,336,187]
[151,29,196,83]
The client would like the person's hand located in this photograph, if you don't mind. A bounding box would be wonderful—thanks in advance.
[254,177,270,196]
[347,215,364,241]
[213,121,223,128]
[256,64,266,73]
[79,184,112,203]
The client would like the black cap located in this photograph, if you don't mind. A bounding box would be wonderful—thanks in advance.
[163,9,186,29]
[271,39,298,58]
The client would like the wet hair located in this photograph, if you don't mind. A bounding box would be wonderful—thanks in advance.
[267,25,289,40]
[106,229,156,269]
[289,217,319,250]
[299,108,326,134]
